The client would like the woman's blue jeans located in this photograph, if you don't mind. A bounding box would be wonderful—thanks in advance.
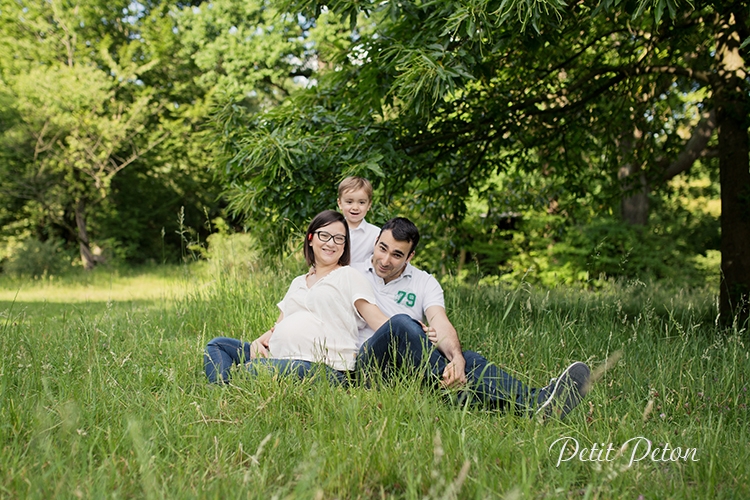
[203,337,349,385]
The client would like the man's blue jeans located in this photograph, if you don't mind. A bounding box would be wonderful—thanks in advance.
[356,314,539,411]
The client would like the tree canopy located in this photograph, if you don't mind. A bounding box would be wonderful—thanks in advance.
[0,0,203,267]
[213,0,748,324]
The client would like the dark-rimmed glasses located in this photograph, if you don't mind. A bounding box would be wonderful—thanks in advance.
[314,231,346,245]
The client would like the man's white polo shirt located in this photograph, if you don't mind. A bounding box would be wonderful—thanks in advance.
[352,260,445,346]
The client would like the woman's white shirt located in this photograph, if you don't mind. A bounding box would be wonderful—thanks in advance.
[268,266,377,371]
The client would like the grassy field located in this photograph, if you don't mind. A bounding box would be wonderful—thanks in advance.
[0,265,747,499]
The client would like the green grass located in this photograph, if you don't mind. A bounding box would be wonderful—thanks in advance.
[0,265,747,498]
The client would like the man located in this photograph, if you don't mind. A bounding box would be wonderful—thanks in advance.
[353,217,591,419]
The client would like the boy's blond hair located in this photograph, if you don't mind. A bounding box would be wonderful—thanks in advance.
[337,176,373,201]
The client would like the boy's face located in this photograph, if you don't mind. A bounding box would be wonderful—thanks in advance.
[337,188,372,226]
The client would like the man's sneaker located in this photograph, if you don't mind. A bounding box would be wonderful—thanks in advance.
[535,361,591,420]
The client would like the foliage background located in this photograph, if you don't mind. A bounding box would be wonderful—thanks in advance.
[0,0,741,301]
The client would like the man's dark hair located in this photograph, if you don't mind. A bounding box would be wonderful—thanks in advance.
[380,217,420,255]
[304,210,351,267]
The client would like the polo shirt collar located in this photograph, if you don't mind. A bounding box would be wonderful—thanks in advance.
[365,259,414,284]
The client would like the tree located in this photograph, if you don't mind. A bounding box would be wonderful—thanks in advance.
[174,0,318,111]
[2,0,356,268]
[215,0,749,325]
[0,0,171,269]
[10,64,168,269]
[208,3,376,250]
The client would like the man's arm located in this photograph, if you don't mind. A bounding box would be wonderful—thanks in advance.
[355,299,389,332]
[425,305,467,387]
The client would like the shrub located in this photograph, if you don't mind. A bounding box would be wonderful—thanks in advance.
[204,230,259,278]
[2,238,72,278]
[495,216,719,288]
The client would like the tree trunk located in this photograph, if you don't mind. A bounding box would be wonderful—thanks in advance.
[75,199,97,271]
[715,10,750,327]
[619,164,649,226]
[618,130,649,226]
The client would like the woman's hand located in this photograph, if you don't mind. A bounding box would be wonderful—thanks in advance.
[420,321,438,345]
[250,336,270,358]
[250,323,277,359]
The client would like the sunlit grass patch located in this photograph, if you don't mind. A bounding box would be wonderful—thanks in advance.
[0,264,193,304]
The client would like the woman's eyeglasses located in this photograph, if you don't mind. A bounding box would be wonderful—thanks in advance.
[315,231,346,245]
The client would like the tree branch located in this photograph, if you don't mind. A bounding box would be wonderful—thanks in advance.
[662,109,717,180]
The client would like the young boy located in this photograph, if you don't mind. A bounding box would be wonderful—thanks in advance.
[337,176,380,264]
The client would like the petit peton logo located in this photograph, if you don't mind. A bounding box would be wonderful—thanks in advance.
[549,436,699,468]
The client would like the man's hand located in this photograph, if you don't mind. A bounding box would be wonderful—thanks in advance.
[441,356,467,388]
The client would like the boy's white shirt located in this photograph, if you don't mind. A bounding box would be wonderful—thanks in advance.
[348,218,381,264]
